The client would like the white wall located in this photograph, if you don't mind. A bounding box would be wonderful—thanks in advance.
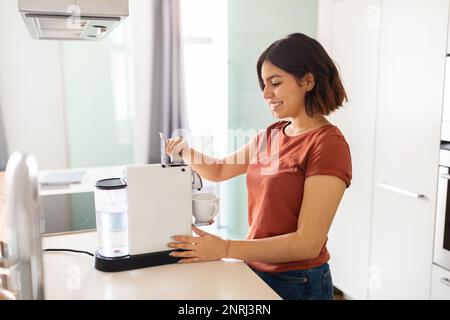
[0,0,154,169]
[0,0,68,170]
[317,0,333,52]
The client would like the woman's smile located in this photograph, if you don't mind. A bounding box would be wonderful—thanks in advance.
[269,101,284,111]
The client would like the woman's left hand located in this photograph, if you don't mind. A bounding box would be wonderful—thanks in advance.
[169,226,227,263]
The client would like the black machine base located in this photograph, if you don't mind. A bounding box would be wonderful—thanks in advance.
[94,249,182,272]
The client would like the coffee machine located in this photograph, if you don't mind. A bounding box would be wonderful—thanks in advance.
[94,134,202,272]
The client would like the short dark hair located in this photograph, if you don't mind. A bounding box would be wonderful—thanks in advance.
[257,33,347,117]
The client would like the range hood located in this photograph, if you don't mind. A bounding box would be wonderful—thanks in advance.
[18,0,129,40]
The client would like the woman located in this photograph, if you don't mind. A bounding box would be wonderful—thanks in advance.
[166,33,352,300]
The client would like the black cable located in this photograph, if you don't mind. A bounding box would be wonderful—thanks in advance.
[43,248,94,257]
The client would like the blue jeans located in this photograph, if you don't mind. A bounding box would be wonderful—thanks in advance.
[251,263,334,300]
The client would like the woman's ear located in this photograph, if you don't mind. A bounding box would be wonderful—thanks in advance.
[302,73,315,92]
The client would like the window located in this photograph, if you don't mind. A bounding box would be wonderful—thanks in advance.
[180,0,228,234]
[180,0,228,156]
[62,17,134,168]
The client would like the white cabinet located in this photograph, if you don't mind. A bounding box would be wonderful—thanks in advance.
[431,264,450,300]
[326,0,381,300]
[369,0,448,300]
[320,0,449,299]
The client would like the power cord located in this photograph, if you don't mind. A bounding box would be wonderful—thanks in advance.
[43,248,94,257]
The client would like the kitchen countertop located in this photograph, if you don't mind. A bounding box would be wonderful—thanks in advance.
[42,231,281,300]
[38,166,125,196]
[1,167,279,299]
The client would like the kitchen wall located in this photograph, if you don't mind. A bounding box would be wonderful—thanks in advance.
[0,0,68,170]
[62,38,134,168]
[62,0,152,168]
[226,0,318,238]
[0,0,152,170]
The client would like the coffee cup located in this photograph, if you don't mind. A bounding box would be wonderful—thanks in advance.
[192,192,219,226]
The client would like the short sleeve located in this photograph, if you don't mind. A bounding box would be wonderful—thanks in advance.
[305,134,352,188]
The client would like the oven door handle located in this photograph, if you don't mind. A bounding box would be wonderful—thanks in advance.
[440,278,450,287]
[440,173,450,180]
[377,183,425,199]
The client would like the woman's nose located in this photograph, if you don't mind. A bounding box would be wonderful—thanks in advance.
[262,86,273,99]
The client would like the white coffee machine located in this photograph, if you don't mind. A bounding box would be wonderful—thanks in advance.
[94,134,202,272]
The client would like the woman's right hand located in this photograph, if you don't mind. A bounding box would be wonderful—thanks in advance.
[165,137,189,158]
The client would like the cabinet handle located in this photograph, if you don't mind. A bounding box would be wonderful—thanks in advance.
[377,183,425,199]
[441,278,450,287]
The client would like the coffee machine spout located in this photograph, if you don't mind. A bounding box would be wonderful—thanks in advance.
[159,132,202,190]
[192,170,203,191]
[159,132,184,167]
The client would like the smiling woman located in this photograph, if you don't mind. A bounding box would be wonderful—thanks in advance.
[257,33,347,119]
[164,33,351,300]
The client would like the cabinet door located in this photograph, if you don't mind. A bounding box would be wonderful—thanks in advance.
[431,264,450,300]
[369,0,449,299]
[326,0,381,300]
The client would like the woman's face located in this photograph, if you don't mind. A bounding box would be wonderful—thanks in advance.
[260,60,311,119]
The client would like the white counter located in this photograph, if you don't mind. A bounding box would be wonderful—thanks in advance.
[42,231,281,300]
[38,166,125,196]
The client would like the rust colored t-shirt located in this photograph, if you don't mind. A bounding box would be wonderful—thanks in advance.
[246,120,352,273]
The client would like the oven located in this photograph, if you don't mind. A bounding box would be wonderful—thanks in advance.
[435,55,450,271]
[435,146,450,271]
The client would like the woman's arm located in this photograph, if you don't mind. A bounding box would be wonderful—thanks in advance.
[169,175,347,263]
[229,175,347,262]
[165,136,258,182]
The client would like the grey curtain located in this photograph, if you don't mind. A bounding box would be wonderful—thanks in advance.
[148,0,187,163]
[0,101,8,171]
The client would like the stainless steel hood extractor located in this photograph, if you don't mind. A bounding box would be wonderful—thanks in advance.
[18,0,129,40]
